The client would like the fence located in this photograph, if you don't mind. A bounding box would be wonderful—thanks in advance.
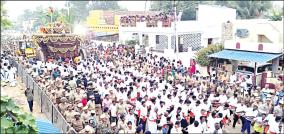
[8,57,76,133]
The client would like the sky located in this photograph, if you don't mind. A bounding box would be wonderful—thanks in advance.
[5,1,152,21]
[5,1,283,21]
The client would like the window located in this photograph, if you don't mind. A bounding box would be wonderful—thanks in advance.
[258,44,263,51]
[237,65,255,74]
[208,38,213,45]
[257,64,272,73]
[178,36,184,45]
[156,35,160,44]
[236,42,240,49]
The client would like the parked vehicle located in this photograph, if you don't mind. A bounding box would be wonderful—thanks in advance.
[235,62,272,86]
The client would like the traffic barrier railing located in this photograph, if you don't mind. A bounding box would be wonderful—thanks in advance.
[8,57,75,133]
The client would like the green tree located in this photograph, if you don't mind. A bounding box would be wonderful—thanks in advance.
[150,1,273,20]
[268,6,283,21]
[150,1,214,20]
[68,1,90,24]
[195,44,224,66]
[88,1,123,11]
[215,1,272,19]
[1,96,38,134]
[1,2,12,30]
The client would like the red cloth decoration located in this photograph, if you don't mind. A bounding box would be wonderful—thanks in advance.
[81,98,87,107]
[189,111,195,117]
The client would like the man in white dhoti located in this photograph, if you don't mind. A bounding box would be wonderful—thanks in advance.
[7,66,16,87]
[147,108,158,133]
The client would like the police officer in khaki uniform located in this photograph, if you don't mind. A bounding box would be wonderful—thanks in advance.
[64,104,75,124]
[96,114,111,134]
[55,85,64,104]
[58,97,68,113]
[110,122,119,133]
[81,107,90,121]
[87,95,96,110]
[50,90,57,104]
[71,112,84,132]
[79,125,95,134]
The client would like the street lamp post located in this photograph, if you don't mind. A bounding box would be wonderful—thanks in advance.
[173,0,179,57]
[67,1,71,33]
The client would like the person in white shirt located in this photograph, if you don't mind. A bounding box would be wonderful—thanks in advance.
[187,121,202,133]
[171,121,182,134]
[147,108,158,133]
[245,75,253,96]
[109,101,118,123]
[241,104,258,134]
[233,101,246,128]
[230,72,237,83]
[268,116,282,134]
[211,122,223,134]
[126,110,136,127]
[7,66,16,87]
[240,79,248,96]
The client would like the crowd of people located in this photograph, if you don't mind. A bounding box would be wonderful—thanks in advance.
[1,42,284,134]
[120,12,174,27]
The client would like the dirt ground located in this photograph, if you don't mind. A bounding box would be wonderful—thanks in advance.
[1,78,47,120]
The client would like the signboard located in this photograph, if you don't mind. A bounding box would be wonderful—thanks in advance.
[236,29,249,38]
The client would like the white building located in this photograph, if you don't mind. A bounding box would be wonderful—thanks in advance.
[119,5,236,67]
[209,19,283,87]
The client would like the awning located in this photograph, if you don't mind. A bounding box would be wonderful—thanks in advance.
[208,49,283,63]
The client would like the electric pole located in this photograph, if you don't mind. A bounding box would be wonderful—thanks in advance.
[174,0,179,57]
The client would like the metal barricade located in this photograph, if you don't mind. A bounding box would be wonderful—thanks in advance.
[27,75,34,89]
[41,92,53,121]
[7,57,76,133]
[22,71,29,88]
[52,106,71,133]
[33,82,42,109]
[17,63,23,78]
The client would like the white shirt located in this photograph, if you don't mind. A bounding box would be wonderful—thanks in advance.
[227,97,238,107]
[188,125,202,133]
[109,104,117,117]
[171,127,182,134]
[126,114,136,126]
[269,120,280,133]
[230,74,237,83]
[236,104,246,116]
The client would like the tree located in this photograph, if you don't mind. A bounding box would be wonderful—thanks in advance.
[215,1,272,19]
[1,96,38,134]
[150,1,214,20]
[68,1,90,24]
[1,2,12,30]
[150,1,273,20]
[268,6,283,21]
[195,44,224,67]
[88,1,123,11]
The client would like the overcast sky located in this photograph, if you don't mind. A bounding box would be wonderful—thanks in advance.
[5,1,152,21]
[5,1,283,21]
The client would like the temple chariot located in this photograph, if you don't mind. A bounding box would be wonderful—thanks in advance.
[31,22,83,61]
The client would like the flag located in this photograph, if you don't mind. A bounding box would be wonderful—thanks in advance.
[48,7,54,14]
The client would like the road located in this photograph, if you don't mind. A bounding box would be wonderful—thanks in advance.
[1,78,47,120]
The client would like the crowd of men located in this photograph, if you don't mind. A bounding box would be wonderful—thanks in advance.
[120,12,174,27]
[1,42,284,134]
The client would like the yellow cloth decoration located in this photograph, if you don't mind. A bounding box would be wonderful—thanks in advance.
[47,45,77,53]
